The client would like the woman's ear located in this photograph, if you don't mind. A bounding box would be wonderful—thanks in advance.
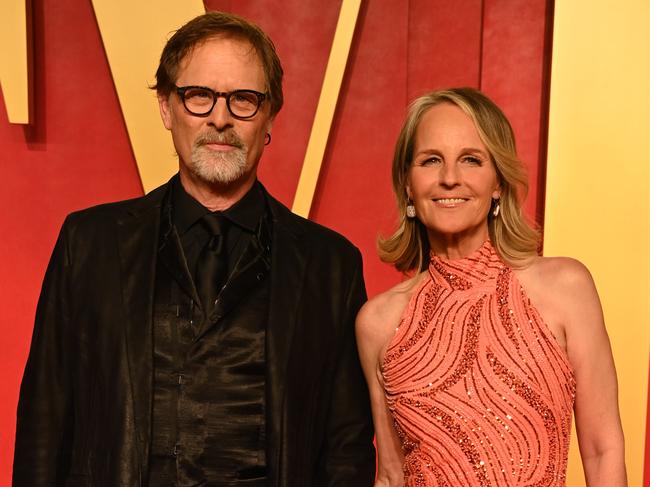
[492,179,502,200]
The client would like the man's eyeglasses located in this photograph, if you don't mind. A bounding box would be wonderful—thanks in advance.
[174,85,267,119]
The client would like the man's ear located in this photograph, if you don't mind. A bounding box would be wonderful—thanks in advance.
[158,93,173,130]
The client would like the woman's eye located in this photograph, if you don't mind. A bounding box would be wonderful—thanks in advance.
[420,157,441,166]
[463,156,482,165]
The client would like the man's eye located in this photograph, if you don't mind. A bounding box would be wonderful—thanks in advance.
[232,93,256,104]
[186,89,211,100]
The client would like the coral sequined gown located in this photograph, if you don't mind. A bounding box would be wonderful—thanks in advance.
[382,241,576,486]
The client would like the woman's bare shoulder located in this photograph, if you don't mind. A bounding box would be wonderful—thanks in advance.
[518,255,595,292]
[513,256,600,352]
[356,271,428,346]
[516,255,600,325]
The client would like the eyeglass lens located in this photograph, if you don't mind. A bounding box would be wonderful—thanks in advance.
[182,88,261,117]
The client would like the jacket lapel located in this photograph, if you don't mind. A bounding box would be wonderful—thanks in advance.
[263,190,311,483]
[115,183,168,477]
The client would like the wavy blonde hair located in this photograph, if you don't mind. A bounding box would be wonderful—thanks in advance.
[378,87,539,272]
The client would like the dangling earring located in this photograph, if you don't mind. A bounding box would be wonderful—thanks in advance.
[492,199,500,218]
[264,133,272,146]
[406,203,416,218]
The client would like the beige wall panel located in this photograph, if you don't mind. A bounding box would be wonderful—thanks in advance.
[92,0,205,192]
[0,0,30,124]
[291,0,360,217]
[545,1,650,485]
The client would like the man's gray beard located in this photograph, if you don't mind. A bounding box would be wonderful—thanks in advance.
[189,130,248,185]
[189,144,248,185]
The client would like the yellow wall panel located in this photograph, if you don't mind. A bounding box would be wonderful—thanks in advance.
[91,0,205,192]
[545,2,650,485]
[291,0,360,217]
[0,0,30,124]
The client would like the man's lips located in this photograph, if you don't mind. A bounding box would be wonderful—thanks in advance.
[195,131,244,150]
[202,142,237,151]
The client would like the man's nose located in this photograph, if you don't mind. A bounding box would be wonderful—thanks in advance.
[207,98,233,129]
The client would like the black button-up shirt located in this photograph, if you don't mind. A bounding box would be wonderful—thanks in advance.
[172,176,266,289]
[149,177,270,486]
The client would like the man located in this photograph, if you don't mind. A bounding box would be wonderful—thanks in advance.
[13,12,375,486]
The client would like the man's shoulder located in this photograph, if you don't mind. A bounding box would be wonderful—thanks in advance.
[63,182,168,231]
[265,191,359,255]
[289,211,357,250]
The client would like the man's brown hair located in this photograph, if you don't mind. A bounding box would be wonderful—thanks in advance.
[153,11,284,117]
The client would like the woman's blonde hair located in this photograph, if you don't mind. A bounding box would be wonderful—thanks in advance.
[378,87,539,272]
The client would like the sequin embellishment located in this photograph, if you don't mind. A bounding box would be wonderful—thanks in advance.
[382,241,575,486]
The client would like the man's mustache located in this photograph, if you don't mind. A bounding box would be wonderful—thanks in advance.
[194,130,244,149]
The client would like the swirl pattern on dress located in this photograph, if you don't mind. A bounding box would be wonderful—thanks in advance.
[382,241,575,486]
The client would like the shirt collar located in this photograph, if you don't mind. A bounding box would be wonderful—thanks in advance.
[172,175,265,235]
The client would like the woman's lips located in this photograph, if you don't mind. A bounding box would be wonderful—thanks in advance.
[434,197,467,204]
[431,197,470,208]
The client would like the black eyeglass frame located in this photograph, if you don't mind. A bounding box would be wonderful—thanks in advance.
[174,85,267,119]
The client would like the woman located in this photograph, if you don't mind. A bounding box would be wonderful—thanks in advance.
[356,88,626,486]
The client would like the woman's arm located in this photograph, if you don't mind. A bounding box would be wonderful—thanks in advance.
[356,297,406,487]
[553,258,627,486]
